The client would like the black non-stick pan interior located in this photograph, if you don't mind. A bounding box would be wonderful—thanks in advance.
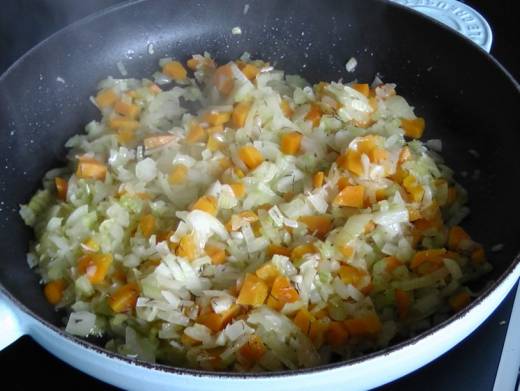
[0,0,519,354]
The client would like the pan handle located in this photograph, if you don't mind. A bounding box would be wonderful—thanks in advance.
[391,0,493,52]
[0,289,26,350]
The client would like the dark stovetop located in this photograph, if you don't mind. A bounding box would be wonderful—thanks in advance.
[1,1,518,390]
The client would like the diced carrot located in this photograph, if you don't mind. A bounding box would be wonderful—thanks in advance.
[413,219,433,233]
[238,145,264,170]
[403,175,424,202]
[448,226,471,251]
[309,319,330,348]
[391,166,407,185]
[205,243,227,265]
[185,122,205,144]
[230,182,245,198]
[290,243,318,261]
[305,103,322,127]
[162,61,187,81]
[271,275,299,303]
[351,83,370,97]
[401,117,425,139]
[108,116,140,132]
[298,215,332,239]
[213,63,234,95]
[338,264,365,286]
[339,245,354,258]
[370,147,389,163]
[410,248,447,270]
[203,111,231,126]
[168,164,188,185]
[280,99,294,118]
[191,195,218,215]
[240,63,260,80]
[55,177,68,201]
[95,89,118,109]
[76,157,107,181]
[207,135,223,152]
[356,135,377,155]
[327,321,349,346]
[293,308,314,334]
[231,101,251,128]
[344,313,382,336]
[255,262,279,285]
[313,171,325,188]
[114,100,140,119]
[111,265,128,283]
[177,233,197,261]
[239,334,266,363]
[268,244,292,258]
[197,304,240,332]
[395,288,411,320]
[266,294,284,311]
[109,282,140,313]
[384,256,402,273]
[346,150,364,176]
[336,176,350,191]
[236,273,269,306]
[449,291,471,312]
[360,283,373,295]
[336,152,348,169]
[471,245,486,264]
[186,58,199,71]
[280,131,303,155]
[139,214,155,238]
[334,185,365,208]
[77,253,113,284]
[117,128,135,145]
[370,190,387,204]
[43,280,65,305]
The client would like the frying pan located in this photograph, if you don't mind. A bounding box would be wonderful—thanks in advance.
[1,0,519,389]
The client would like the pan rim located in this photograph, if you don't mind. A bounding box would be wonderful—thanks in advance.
[1,0,519,380]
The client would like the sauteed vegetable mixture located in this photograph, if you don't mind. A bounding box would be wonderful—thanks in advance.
[20,53,491,371]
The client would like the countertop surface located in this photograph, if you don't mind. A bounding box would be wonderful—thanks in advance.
[1,1,518,389]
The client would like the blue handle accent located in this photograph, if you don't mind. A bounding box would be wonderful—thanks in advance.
[0,289,25,350]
